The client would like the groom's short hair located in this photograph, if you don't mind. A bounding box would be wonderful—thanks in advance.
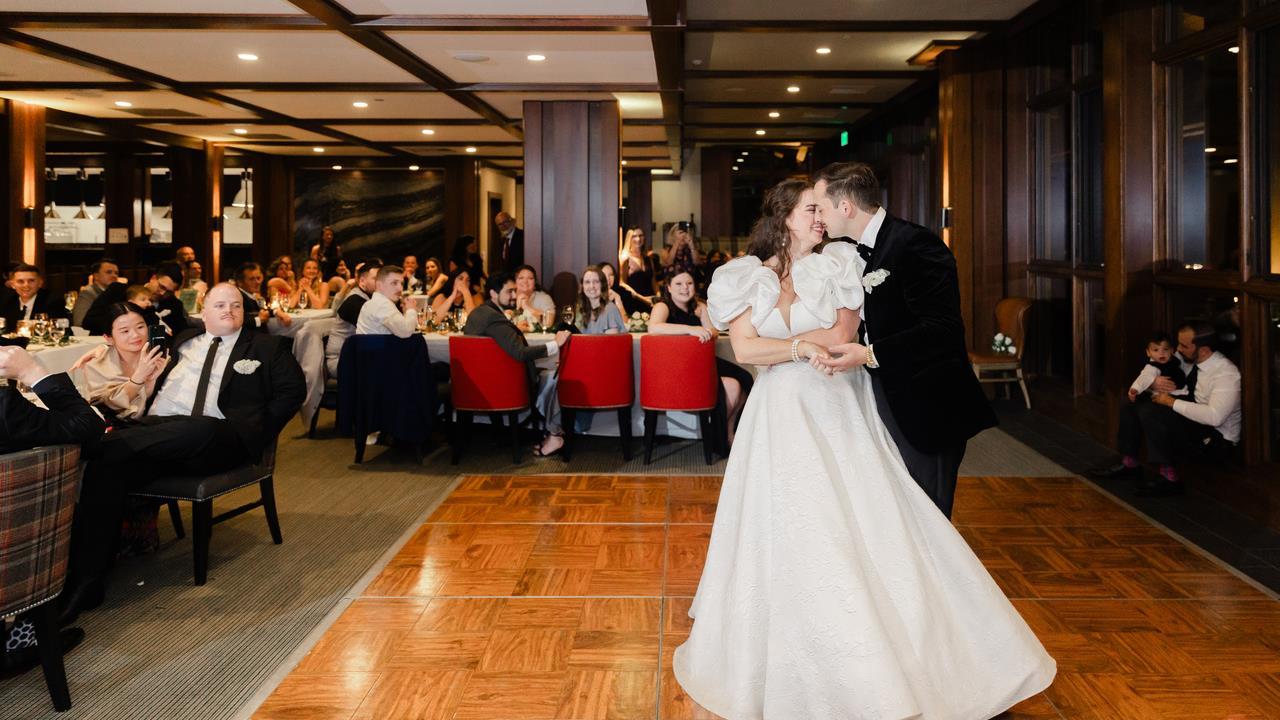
[815,162,882,212]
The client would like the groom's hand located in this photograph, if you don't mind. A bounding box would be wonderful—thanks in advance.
[817,342,869,373]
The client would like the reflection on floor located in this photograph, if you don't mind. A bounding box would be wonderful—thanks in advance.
[250,474,1280,720]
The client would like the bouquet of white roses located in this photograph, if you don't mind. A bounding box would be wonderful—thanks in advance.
[991,332,1016,355]
[627,311,650,333]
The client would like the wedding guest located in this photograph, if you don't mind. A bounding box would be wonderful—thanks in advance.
[83,262,186,336]
[290,258,330,310]
[265,255,296,299]
[452,235,486,283]
[71,258,120,327]
[618,227,657,298]
[649,268,752,449]
[575,265,625,334]
[431,268,481,324]
[514,264,556,321]
[328,260,380,375]
[0,263,69,329]
[598,261,646,317]
[463,272,571,457]
[233,262,291,331]
[183,261,208,295]
[494,211,524,271]
[402,255,424,294]
[1098,323,1241,496]
[1126,333,1187,402]
[174,246,196,265]
[659,221,703,279]
[311,225,343,280]
[423,257,448,301]
[124,285,153,309]
[356,265,418,338]
[74,302,168,422]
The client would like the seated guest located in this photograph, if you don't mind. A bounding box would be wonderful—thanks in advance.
[0,263,69,329]
[71,258,120,327]
[265,255,296,300]
[423,257,448,302]
[0,345,106,673]
[513,264,556,324]
[356,265,418,338]
[431,269,481,324]
[174,245,196,265]
[402,255,424,295]
[1126,332,1187,402]
[598,261,646,318]
[183,260,209,295]
[64,284,305,618]
[575,265,625,334]
[649,268,752,450]
[327,260,381,376]
[124,285,153,309]
[290,258,330,310]
[463,272,570,457]
[71,302,168,422]
[233,262,292,331]
[82,263,186,336]
[1097,323,1241,496]
[451,235,486,284]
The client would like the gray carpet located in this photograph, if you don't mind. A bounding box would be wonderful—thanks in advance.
[0,419,1064,720]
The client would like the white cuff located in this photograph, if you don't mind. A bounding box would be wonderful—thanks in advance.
[545,341,559,358]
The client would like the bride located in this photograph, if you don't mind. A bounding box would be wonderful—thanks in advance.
[672,179,1055,719]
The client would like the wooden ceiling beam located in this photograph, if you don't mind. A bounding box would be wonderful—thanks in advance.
[96,117,508,126]
[686,69,925,80]
[46,108,205,151]
[646,0,684,174]
[685,100,875,109]
[686,19,999,32]
[353,15,656,31]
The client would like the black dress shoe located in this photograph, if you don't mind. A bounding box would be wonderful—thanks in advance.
[1137,478,1185,497]
[0,627,84,678]
[57,581,105,627]
[1088,463,1143,481]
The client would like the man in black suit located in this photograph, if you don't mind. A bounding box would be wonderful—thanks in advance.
[0,263,69,330]
[233,261,292,333]
[80,262,187,336]
[813,162,996,519]
[463,272,569,455]
[494,211,525,273]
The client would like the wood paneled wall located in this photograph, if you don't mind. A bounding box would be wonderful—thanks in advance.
[2,100,45,267]
[699,147,734,238]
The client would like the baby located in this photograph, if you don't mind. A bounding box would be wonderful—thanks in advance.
[1127,332,1187,402]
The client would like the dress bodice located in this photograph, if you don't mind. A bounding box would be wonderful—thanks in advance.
[707,242,864,339]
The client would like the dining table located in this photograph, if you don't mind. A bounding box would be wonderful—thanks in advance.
[266,308,336,428]
[28,335,108,375]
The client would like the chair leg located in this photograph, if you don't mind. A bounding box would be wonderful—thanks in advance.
[1017,367,1031,409]
[451,411,472,465]
[192,501,213,586]
[618,407,633,461]
[167,500,185,539]
[643,410,659,465]
[308,405,321,438]
[560,408,576,462]
[488,413,505,445]
[509,411,522,464]
[699,411,714,465]
[33,601,71,712]
[260,477,283,545]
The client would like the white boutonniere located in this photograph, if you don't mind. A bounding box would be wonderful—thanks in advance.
[233,359,261,375]
[863,269,891,293]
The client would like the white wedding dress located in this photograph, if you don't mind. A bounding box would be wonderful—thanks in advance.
[673,243,1055,720]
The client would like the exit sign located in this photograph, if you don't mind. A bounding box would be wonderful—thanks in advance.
[840,131,849,147]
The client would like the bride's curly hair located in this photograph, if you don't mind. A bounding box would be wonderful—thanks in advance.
[747,178,812,280]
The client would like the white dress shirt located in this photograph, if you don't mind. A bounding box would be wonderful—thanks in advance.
[149,328,243,418]
[1129,365,1161,394]
[17,297,35,322]
[1171,351,1241,444]
[356,291,418,338]
[858,206,887,344]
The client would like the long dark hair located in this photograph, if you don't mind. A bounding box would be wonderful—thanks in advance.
[103,302,147,337]
[661,268,699,315]
[747,178,811,280]
[576,265,610,325]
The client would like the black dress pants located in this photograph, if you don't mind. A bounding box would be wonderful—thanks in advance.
[870,374,967,520]
[1117,399,1227,466]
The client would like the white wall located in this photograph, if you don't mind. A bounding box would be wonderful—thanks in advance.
[478,166,517,266]
[651,150,702,236]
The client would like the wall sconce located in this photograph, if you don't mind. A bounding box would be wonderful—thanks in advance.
[22,207,35,229]
[941,206,953,229]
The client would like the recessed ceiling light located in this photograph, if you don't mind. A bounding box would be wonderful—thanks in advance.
[421,128,435,135]
[237,53,258,61]
[453,52,490,63]
[352,101,368,108]
[786,85,801,93]
[312,147,325,153]
[1205,147,1217,153]
[233,128,248,135]
[691,59,704,66]
[816,47,832,55]
[651,169,674,175]
[527,54,546,62]
[465,146,477,153]
[1224,158,1238,164]
[741,151,749,156]
[768,111,780,118]
[621,160,628,165]
[114,100,132,107]
[331,165,342,170]
[732,165,740,171]
[755,129,767,135]
[1228,46,1240,54]
[409,164,420,171]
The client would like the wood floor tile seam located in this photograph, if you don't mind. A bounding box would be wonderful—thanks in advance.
[358,594,667,600]
[425,521,670,526]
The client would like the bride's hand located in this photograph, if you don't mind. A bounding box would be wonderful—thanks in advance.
[797,341,829,362]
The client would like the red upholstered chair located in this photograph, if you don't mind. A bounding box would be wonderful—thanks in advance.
[449,336,532,464]
[640,334,719,465]
[557,334,635,461]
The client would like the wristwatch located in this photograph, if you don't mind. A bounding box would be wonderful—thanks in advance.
[865,344,880,369]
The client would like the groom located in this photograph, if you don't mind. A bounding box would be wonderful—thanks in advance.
[812,162,995,519]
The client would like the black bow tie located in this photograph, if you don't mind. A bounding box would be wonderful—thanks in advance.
[855,243,874,262]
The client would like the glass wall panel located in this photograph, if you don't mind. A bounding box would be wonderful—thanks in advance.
[44,168,105,245]
[1033,104,1071,262]
[1078,89,1104,265]
[150,168,173,244]
[1164,287,1241,364]
[223,168,253,246]
[1029,275,1074,381]
[1260,26,1280,275]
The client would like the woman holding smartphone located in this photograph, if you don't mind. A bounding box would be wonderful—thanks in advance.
[72,302,168,422]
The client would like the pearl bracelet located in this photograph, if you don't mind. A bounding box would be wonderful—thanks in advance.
[790,338,802,363]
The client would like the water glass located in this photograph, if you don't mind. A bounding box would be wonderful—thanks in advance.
[53,318,70,344]
[561,305,575,326]
[64,291,78,313]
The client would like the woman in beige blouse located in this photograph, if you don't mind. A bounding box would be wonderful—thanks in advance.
[74,301,168,421]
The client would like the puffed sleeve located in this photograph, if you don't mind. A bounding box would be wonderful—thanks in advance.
[706,256,781,331]
[792,241,865,327]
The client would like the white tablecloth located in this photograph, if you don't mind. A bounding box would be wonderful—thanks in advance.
[268,309,336,427]
[420,332,741,439]
[29,336,107,375]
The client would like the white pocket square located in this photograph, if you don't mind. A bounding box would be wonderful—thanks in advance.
[233,359,261,375]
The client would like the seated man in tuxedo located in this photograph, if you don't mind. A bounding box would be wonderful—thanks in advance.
[233,261,292,332]
[0,263,70,330]
[64,283,305,618]
[70,258,120,328]
[327,259,380,376]
[81,262,187,336]
[0,346,106,673]
[464,272,570,456]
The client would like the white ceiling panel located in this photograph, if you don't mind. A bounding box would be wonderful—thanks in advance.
[387,31,656,84]
[144,123,331,142]
[687,31,974,71]
[687,0,1036,21]
[228,144,388,156]
[0,89,253,119]
[23,30,419,83]
[685,77,917,104]
[0,45,127,83]
[327,124,516,143]
[218,90,482,120]
[337,0,647,14]
[0,0,306,12]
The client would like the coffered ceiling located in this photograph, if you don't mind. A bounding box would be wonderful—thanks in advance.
[0,0,1040,174]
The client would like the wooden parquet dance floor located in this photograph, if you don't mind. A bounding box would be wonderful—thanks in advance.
[252,475,1280,719]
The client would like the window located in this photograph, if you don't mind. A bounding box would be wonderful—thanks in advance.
[1166,47,1241,271]
[1033,103,1071,262]
[43,167,105,245]
[1269,302,1280,458]
[1260,26,1280,275]
[1029,275,1074,381]
[1078,89,1104,265]
[1164,287,1241,364]
[149,167,172,244]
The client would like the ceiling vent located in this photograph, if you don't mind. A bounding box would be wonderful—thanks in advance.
[828,86,871,96]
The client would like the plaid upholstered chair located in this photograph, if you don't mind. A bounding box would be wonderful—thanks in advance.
[0,444,84,712]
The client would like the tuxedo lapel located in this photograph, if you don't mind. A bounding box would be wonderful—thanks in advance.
[219,329,255,398]
[864,215,896,274]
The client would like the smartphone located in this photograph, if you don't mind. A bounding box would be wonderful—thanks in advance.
[147,323,170,353]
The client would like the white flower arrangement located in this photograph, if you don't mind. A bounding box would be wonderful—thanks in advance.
[991,333,1016,355]
[233,358,262,375]
[626,311,650,333]
[863,269,891,293]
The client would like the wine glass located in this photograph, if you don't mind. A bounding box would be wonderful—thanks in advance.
[64,291,78,313]
[560,305,576,327]
[297,289,309,310]
[32,316,50,345]
[50,319,68,344]
[0,317,7,336]
[279,294,294,314]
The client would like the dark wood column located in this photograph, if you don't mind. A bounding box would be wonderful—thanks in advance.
[523,100,621,294]
[623,169,653,236]
[699,147,734,238]
[255,155,293,265]
[102,151,144,268]
[2,100,46,267]
[443,156,479,261]
[169,142,222,277]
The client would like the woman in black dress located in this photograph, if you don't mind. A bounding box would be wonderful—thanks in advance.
[618,227,657,298]
[648,268,752,455]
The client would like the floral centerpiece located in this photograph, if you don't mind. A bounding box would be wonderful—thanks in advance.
[991,332,1016,355]
[627,311,650,333]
